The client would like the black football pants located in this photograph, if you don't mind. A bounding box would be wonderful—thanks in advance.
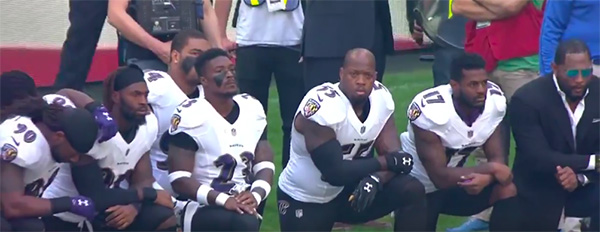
[235,46,305,168]
[54,0,108,91]
[277,174,427,231]
[0,214,45,231]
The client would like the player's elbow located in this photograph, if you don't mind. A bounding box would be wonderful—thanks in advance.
[2,198,31,219]
[107,7,126,29]
[320,167,354,186]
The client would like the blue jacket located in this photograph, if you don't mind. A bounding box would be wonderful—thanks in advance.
[540,0,599,75]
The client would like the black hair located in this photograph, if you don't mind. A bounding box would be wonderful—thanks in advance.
[554,39,591,65]
[450,53,486,82]
[1,70,38,108]
[102,67,121,112]
[193,48,230,77]
[171,29,207,52]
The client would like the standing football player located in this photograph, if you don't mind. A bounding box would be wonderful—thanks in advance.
[165,49,275,231]
[41,67,177,231]
[277,48,426,232]
[401,53,519,231]
[0,97,99,231]
[139,29,210,194]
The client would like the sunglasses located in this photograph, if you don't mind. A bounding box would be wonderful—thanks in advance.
[565,67,593,78]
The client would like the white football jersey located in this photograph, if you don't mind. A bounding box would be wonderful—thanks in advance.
[169,94,266,195]
[401,82,506,193]
[0,116,59,197]
[278,82,395,203]
[143,70,204,191]
[42,97,159,223]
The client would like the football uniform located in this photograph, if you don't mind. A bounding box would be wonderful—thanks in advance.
[168,94,266,195]
[0,116,59,197]
[42,94,76,108]
[278,81,395,203]
[42,95,159,223]
[143,70,204,192]
[401,82,506,193]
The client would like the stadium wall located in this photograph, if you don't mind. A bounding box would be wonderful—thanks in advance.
[0,0,426,87]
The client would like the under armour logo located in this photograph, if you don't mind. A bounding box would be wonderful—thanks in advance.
[363,183,373,193]
[402,157,412,166]
[77,199,89,206]
[103,112,113,121]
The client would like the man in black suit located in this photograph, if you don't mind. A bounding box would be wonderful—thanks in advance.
[509,39,599,231]
[302,0,394,91]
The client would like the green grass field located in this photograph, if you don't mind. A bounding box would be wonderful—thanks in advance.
[49,64,517,231]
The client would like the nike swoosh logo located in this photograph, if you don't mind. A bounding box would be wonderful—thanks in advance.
[593,118,600,123]
[12,136,20,146]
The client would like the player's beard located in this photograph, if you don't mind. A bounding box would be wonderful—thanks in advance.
[120,99,146,126]
[459,90,483,108]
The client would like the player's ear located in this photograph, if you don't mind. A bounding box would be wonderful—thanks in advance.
[171,49,180,64]
[551,62,558,75]
[339,67,344,81]
[111,91,120,106]
[199,75,207,86]
[449,79,459,89]
[50,131,66,145]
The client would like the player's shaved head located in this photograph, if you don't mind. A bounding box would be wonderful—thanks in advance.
[343,48,376,68]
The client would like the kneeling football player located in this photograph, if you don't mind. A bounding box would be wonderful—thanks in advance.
[41,67,176,231]
[401,53,520,231]
[277,48,427,231]
[0,97,99,231]
[166,49,275,231]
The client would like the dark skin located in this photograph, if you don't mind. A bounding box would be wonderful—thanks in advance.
[168,37,212,95]
[0,121,80,219]
[551,52,594,192]
[57,88,175,230]
[295,48,397,184]
[169,55,272,216]
[413,69,512,193]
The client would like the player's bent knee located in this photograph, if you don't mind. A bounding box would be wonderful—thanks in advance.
[6,217,45,231]
[156,215,178,231]
[230,214,260,231]
[492,182,517,202]
[389,175,426,203]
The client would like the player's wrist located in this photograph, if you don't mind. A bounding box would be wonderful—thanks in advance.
[83,101,103,114]
[215,193,230,207]
[50,197,74,214]
[140,187,157,202]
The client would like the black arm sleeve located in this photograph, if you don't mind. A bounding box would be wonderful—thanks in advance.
[70,161,142,211]
[310,139,382,186]
[170,132,199,151]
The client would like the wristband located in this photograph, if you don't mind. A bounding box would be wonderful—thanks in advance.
[169,171,192,183]
[252,161,275,174]
[152,181,164,190]
[195,185,212,205]
[50,197,73,214]
[142,187,158,202]
[251,191,262,206]
[250,179,271,200]
[215,193,230,206]
[84,101,102,114]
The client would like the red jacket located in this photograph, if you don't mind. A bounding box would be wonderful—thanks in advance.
[464,3,543,72]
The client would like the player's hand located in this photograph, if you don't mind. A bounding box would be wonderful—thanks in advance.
[490,162,513,185]
[412,21,424,45]
[91,104,118,143]
[235,191,258,208]
[385,151,414,174]
[221,37,237,51]
[556,166,578,192]
[69,196,97,221]
[349,175,382,212]
[224,197,257,215]
[151,41,172,64]
[457,173,493,195]
[105,204,138,230]
[154,190,175,209]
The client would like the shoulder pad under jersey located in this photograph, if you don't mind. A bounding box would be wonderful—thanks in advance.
[371,81,395,113]
[143,71,183,107]
[407,85,454,130]
[168,98,211,135]
[486,81,507,114]
[300,83,347,127]
[234,93,267,122]
[0,117,48,168]
[43,94,76,108]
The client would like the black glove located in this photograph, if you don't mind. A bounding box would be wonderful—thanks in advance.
[349,174,381,212]
[385,151,414,174]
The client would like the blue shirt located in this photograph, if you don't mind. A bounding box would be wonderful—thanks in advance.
[539,0,600,75]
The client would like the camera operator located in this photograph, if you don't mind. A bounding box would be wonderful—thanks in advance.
[108,0,222,68]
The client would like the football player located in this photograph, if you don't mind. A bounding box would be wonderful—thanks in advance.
[0,97,99,231]
[140,29,210,194]
[277,48,426,232]
[400,53,519,231]
[41,67,177,231]
[165,49,274,231]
